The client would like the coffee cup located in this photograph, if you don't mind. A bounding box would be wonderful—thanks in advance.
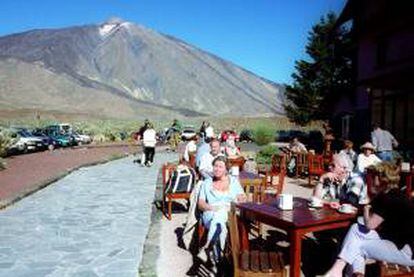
[401,162,410,172]
[340,203,353,213]
[278,194,293,210]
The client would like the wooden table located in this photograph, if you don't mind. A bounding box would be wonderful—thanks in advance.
[401,170,413,198]
[236,197,356,277]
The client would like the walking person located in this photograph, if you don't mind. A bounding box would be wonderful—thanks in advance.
[371,123,398,161]
[136,119,150,165]
[142,123,157,167]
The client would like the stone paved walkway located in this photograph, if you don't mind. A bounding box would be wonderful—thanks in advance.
[0,152,176,277]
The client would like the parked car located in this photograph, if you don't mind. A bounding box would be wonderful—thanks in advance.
[43,127,77,147]
[239,129,253,143]
[275,130,308,143]
[31,128,61,150]
[72,131,92,145]
[220,130,239,142]
[181,126,197,141]
[7,128,45,154]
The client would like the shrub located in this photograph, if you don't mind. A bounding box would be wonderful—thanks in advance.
[0,127,18,170]
[256,145,280,165]
[252,124,275,146]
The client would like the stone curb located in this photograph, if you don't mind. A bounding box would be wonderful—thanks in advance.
[138,167,164,277]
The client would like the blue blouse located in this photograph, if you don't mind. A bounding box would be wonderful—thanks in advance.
[199,175,244,205]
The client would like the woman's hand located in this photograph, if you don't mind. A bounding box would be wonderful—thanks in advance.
[329,201,341,209]
[236,194,247,203]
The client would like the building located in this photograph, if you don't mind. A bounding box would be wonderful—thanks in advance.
[332,0,414,152]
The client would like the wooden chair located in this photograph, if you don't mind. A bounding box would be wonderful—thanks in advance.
[241,176,266,203]
[307,154,325,186]
[295,152,308,178]
[228,205,286,277]
[229,156,247,171]
[262,154,286,194]
[161,163,192,220]
[380,262,414,276]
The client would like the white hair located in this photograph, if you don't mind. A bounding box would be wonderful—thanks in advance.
[333,153,354,172]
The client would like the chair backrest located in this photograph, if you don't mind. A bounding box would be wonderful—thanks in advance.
[296,152,308,166]
[271,154,287,174]
[164,165,196,193]
[308,154,324,172]
[162,163,177,187]
[188,151,196,168]
[229,156,246,171]
[228,204,240,272]
[242,177,266,203]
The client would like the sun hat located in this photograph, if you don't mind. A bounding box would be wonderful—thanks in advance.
[360,142,375,151]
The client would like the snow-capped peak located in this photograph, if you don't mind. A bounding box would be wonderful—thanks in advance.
[99,17,131,37]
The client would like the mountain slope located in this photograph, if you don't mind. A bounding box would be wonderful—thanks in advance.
[0,18,285,118]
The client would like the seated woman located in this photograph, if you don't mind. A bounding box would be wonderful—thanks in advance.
[224,135,241,159]
[197,155,246,261]
[355,142,381,175]
[325,162,414,277]
[313,153,367,207]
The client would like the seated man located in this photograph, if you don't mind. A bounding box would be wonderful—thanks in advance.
[195,137,211,169]
[198,139,223,180]
[313,153,368,207]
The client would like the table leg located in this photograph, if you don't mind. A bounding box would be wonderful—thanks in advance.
[237,215,249,251]
[289,229,302,277]
[406,173,412,198]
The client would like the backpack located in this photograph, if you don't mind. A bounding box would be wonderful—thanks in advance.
[165,165,196,193]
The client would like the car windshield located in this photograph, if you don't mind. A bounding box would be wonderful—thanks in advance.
[17,130,33,137]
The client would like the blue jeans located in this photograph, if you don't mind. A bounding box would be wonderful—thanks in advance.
[377,151,393,161]
[339,223,414,274]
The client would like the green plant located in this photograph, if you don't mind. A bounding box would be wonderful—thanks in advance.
[252,124,275,146]
[256,145,280,165]
[0,127,18,170]
[0,128,16,157]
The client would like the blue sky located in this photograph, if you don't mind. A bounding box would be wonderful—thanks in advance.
[0,0,345,84]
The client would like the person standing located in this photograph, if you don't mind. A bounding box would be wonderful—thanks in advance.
[205,122,215,140]
[142,123,157,167]
[136,119,150,165]
[371,123,398,161]
[169,119,182,152]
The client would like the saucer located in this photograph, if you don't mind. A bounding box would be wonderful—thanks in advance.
[308,202,323,209]
[337,207,356,214]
